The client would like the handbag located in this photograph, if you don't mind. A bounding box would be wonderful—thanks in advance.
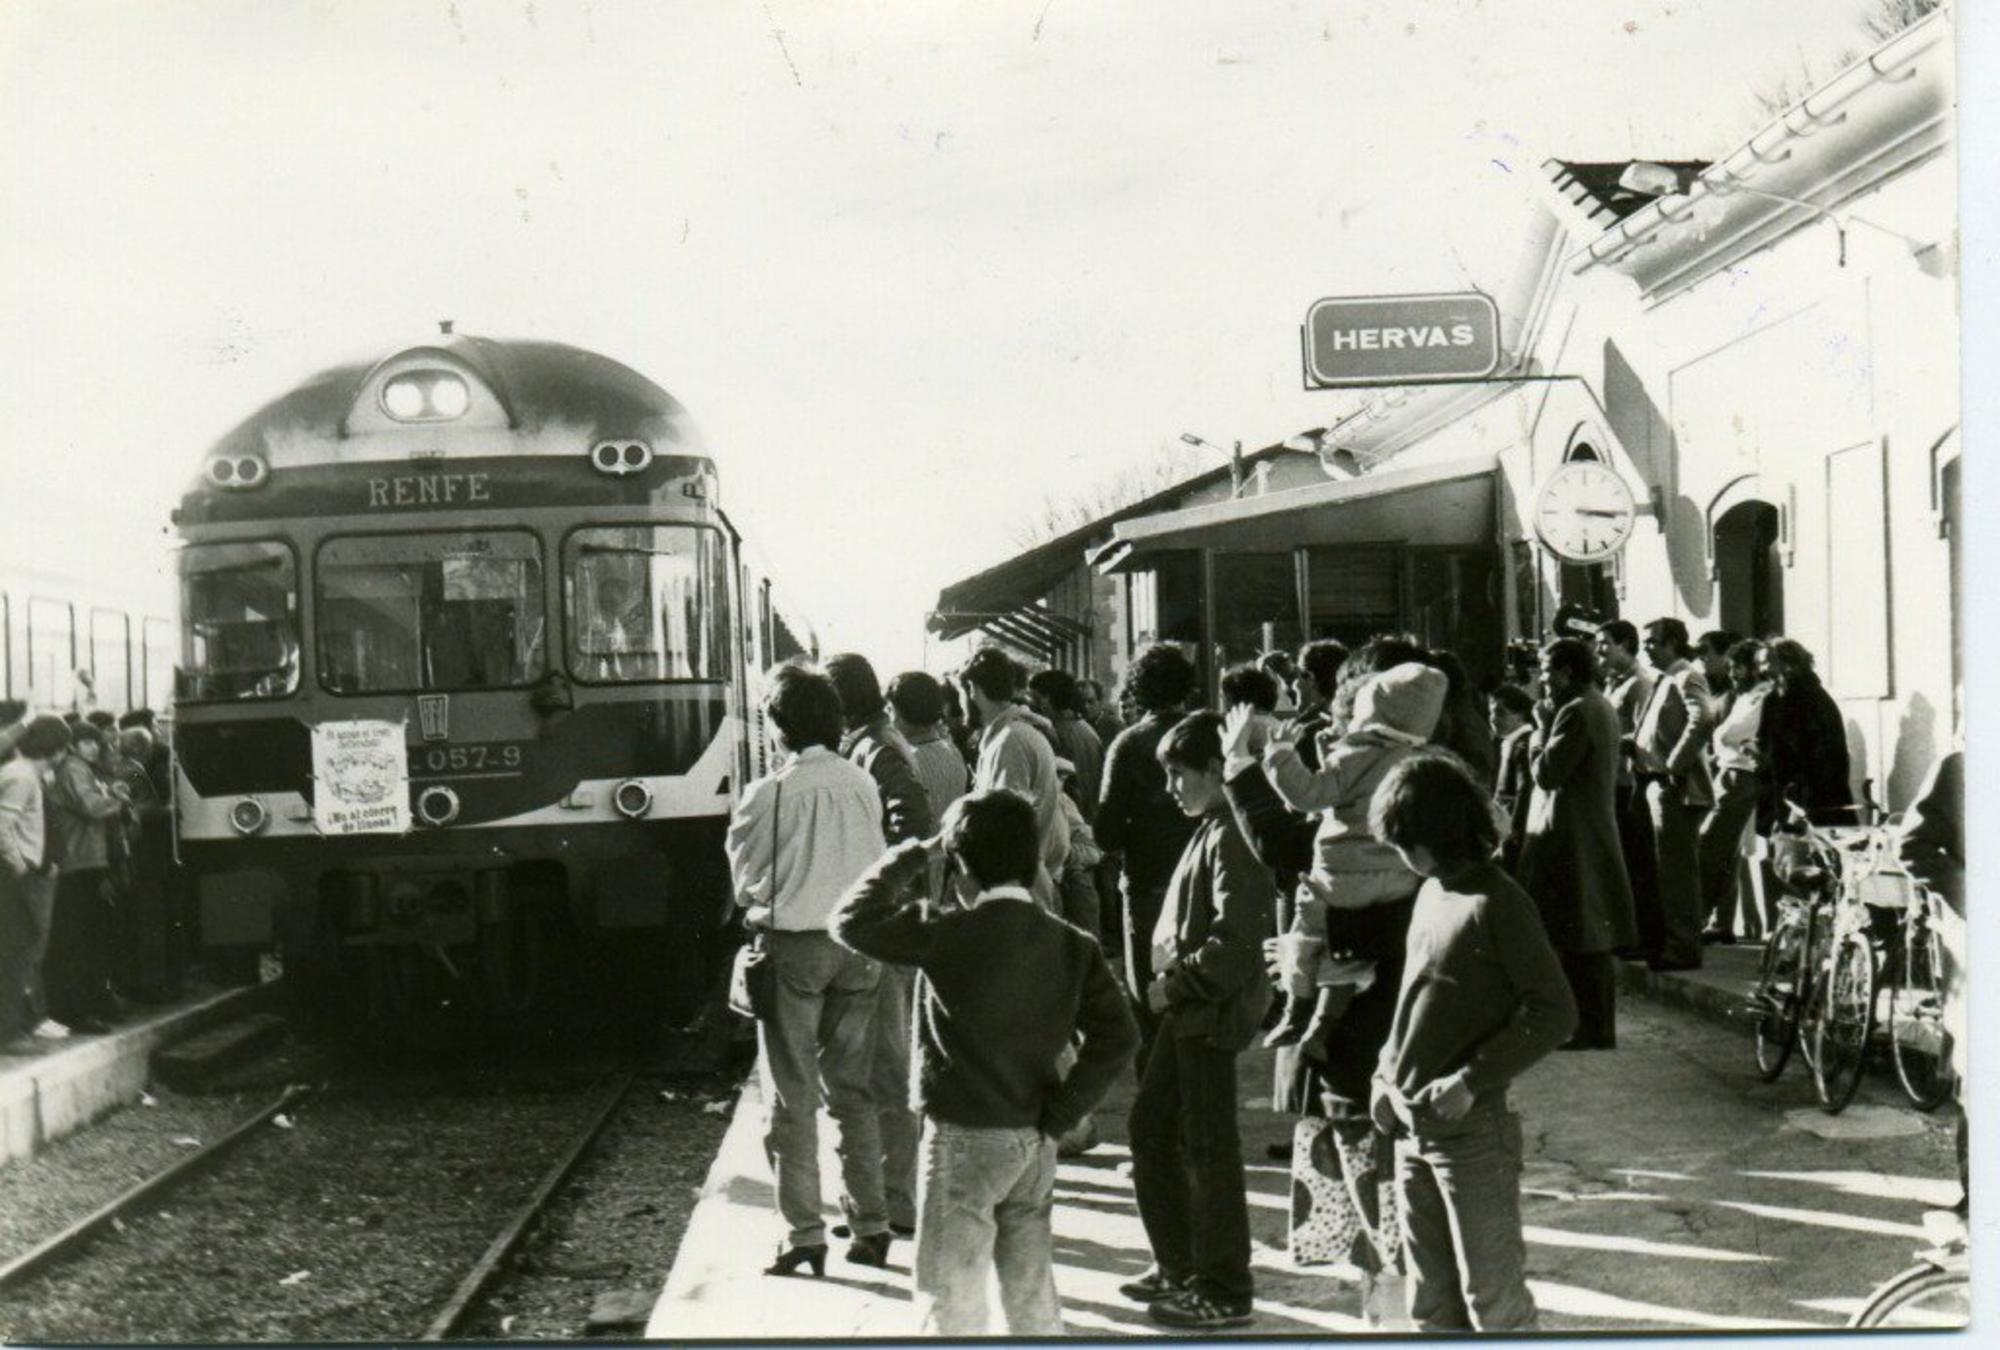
[728,932,775,1021]
[727,783,780,1021]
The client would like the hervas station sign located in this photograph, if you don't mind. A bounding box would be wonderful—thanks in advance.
[1303,292,1500,387]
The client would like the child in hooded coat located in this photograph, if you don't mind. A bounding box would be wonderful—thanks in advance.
[1259,664,1449,1052]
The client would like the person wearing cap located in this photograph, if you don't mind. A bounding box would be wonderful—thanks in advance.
[1,715,75,1046]
[45,721,131,1034]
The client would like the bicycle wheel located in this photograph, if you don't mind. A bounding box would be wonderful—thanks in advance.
[1752,912,1806,1081]
[1796,909,1833,1074]
[1812,928,1875,1114]
[1888,910,1956,1111]
[1850,1263,1970,1328]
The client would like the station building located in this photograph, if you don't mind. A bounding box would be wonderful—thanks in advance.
[928,11,1954,809]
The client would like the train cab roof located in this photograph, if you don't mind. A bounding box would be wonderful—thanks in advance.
[196,334,709,472]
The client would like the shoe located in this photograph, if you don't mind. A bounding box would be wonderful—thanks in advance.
[1647,957,1701,973]
[1265,1141,1294,1163]
[764,1242,827,1278]
[1118,1269,1187,1303]
[1149,1289,1254,1330]
[831,1222,914,1239]
[1701,929,1736,946]
[846,1231,893,1267]
[31,1019,71,1040]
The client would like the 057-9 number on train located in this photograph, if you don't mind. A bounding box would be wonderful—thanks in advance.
[170,331,814,1043]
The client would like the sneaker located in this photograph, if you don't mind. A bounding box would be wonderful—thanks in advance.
[1117,1269,1188,1303]
[31,1019,71,1040]
[1149,1289,1254,1330]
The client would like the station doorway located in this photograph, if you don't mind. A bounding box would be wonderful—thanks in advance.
[1714,499,1784,637]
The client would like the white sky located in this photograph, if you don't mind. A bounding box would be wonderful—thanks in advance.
[0,0,1901,672]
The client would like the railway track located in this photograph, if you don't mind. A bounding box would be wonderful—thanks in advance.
[0,1062,718,1342]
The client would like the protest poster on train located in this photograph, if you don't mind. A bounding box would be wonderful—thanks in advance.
[310,719,412,835]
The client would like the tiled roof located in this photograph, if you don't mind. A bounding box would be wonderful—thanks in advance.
[1544,160,1711,228]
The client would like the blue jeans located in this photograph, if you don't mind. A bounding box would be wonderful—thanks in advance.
[869,963,920,1230]
[757,930,886,1248]
[1395,1098,1538,1332]
[913,1119,1061,1335]
[1128,1013,1253,1303]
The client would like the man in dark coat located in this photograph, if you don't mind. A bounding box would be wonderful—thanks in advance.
[825,651,936,1238]
[1757,640,1853,829]
[1516,639,1635,1050]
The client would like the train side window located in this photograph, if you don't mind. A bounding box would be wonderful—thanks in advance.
[142,616,176,711]
[565,525,732,684]
[27,597,76,709]
[178,541,300,702]
[90,607,133,713]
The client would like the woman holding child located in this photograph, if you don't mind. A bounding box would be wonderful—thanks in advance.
[1220,637,1442,1314]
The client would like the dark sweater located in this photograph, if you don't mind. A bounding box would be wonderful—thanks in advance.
[832,841,1140,1136]
[1376,861,1577,1105]
[1095,713,1199,898]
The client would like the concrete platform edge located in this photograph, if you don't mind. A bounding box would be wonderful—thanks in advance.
[0,982,273,1169]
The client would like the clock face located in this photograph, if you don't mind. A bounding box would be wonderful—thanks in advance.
[1534,461,1636,563]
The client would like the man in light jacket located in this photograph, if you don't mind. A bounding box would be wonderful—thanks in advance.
[957,648,1068,910]
[1631,618,1714,972]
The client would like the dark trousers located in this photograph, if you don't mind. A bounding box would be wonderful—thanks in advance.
[1646,780,1705,967]
[1121,883,1168,1075]
[1127,1016,1253,1303]
[47,868,117,1025]
[1559,951,1616,1049]
[1615,783,1660,957]
[1697,770,1761,939]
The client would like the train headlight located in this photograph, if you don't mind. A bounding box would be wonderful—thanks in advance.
[613,779,654,819]
[207,454,269,490]
[415,785,462,827]
[590,441,653,475]
[229,796,270,835]
[382,370,472,422]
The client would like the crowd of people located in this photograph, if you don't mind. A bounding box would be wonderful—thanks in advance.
[0,702,177,1051]
[721,614,1965,1336]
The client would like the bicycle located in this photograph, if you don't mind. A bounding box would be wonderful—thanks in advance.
[1881,883,1958,1112]
[1849,1210,1970,1328]
[1748,804,1897,1112]
[1748,814,1840,1084]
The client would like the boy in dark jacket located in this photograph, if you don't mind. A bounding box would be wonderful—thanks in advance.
[1369,752,1578,1332]
[1123,711,1275,1331]
[833,789,1137,1336]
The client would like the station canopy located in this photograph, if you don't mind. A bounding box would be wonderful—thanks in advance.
[1089,454,1498,575]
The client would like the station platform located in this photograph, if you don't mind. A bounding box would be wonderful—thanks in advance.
[645,1056,1368,1340]
[0,981,270,1167]
[645,943,1856,1340]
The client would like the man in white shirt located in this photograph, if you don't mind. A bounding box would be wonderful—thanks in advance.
[725,663,894,1271]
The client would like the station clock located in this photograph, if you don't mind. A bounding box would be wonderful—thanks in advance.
[1533,461,1637,563]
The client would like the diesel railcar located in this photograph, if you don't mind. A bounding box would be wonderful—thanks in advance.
[170,332,813,1034]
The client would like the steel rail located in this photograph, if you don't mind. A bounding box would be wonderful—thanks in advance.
[421,1073,636,1341]
[0,1082,312,1293]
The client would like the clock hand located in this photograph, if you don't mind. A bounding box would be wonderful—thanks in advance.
[1574,508,1629,518]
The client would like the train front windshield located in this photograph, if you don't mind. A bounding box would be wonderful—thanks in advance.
[316,530,546,694]
[178,541,300,701]
[566,525,731,683]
